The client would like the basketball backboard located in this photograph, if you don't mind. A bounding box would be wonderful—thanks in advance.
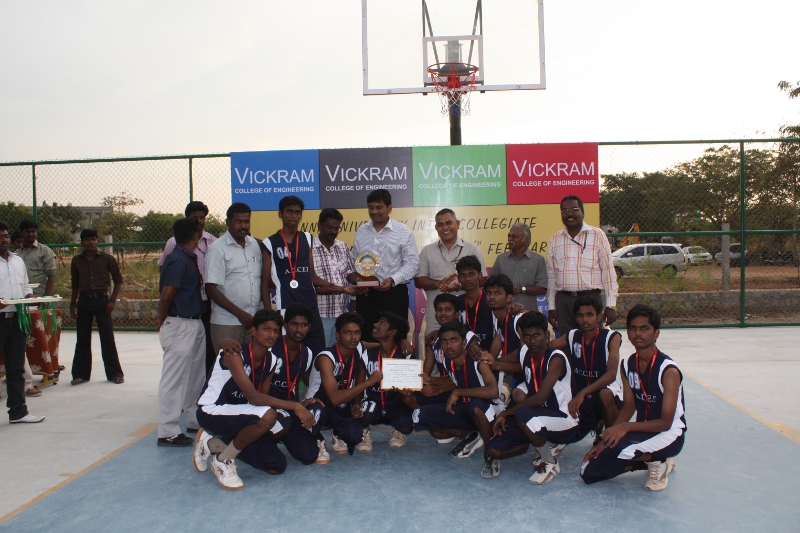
[362,0,545,96]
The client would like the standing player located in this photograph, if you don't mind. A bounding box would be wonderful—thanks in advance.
[488,312,577,483]
[193,310,286,490]
[413,321,499,473]
[455,255,494,350]
[581,304,685,491]
[548,296,621,444]
[306,312,383,455]
[357,311,414,450]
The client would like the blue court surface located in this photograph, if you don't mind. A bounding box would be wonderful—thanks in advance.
[3,376,799,532]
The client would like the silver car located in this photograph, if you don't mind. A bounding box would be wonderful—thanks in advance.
[682,246,713,266]
[612,243,687,278]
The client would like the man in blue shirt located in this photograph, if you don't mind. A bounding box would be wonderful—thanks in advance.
[156,217,208,446]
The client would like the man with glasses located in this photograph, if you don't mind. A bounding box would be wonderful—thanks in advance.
[312,208,359,347]
[546,196,618,335]
[415,209,486,336]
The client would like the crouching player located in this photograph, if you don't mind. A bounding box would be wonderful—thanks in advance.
[192,310,287,491]
[488,311,577,483]
[413,321,498,476]
[581,304,685,491]
[306,312,383,455]
[549,296,622,445]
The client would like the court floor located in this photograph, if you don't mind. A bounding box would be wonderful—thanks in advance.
[2,328,799,532]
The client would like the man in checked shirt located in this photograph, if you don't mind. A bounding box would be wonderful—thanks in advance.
[546,196,619,335]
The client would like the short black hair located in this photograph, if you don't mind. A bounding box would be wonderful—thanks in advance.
[366,189,392,206]
[80,228,98,241]
[278,196,304,213]
[455,255,482,275]
[438,320,468,340]
[319,208,343,225]
[627,304,661,330]
[435,208,456,219]
[173,217,200,245]
[226,202,251,219]
[19,219,38,231]
[560,195,584,212]
[10,230,22,242]
[433,293,460,312]
[284,303,313,325]
[376,310,409,344]
[0,222,9,232]
[573,295,603,316]
[484,273,513,296]
[335,312,364,333]
[517,311,549,333]
[252,309,284,329]
[185,201,209,217]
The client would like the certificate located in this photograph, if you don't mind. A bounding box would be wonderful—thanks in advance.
[381,358,423,391]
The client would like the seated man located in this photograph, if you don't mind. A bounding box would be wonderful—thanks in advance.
[581,304,685,491]
[306,312,383,455]
[488,311,577,483]
[413,321,499,475]
[192,309,285,491]
[266,303,327,465]
[357,311,415,450]
[455,256,494,350]
[548,296,621,445]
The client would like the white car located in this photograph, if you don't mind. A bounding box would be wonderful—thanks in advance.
[612,243,687,278]
[682,246,713,266]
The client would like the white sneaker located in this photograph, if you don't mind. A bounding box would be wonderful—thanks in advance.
[435,436,455,444]
[316,439,330,464]
[550,443,566,458]
[332,434,348,454]
[388,430,407,448]
[644,458,675,491]
[9,414,45,424]
[529,458,560,484]
[450,432,484,459]
[210,454,244,491]
[480,456,500,478]
[355,427,373,452]
[192,429,212,472]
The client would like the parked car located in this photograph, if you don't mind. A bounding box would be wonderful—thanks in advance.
[682,246,713,266]
[612,243,687,278]
[714,243,748,266]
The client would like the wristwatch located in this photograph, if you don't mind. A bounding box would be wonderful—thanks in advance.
[521,286,526,293]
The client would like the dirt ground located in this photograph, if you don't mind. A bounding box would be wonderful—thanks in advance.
[617,264,800,293]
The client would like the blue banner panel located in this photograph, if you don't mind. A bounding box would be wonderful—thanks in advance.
[231,150,320,211]
[318,147,414,209]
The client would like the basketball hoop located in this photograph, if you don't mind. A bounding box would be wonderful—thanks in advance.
[427,62,478,117]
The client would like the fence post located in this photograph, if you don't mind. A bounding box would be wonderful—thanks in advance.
[188,157,194,202]
[721,223,730,291]
[31,164,38,222]
[739,141,746,327]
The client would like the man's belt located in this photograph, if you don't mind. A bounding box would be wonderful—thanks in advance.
[167,313,202,320]
[558,289,601,297]
[80,292,108,298]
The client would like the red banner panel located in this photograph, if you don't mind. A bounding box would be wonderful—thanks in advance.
[506,143,599,205]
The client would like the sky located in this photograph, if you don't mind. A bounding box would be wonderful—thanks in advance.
[2,0,799,165]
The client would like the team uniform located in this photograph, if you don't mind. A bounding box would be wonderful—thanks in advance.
[488,347,578,453]
[306,344,366,454]
[581,349,686,484]
[564,328,623,441]
[360,346,415,432]
[492,311,524,385]
[414,330,478,407]
[458,290,494,350]
[413,355,497,433]
[264,231,326,354]
[196,346,287,473]
[268,339,322,465]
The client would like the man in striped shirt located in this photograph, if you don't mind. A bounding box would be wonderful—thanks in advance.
[546,196,618,335]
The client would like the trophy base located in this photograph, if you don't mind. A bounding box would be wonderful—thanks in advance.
[356,276,380,287]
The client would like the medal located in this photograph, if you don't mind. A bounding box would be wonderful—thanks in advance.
[290,280,299,289]
[280,231,301,290]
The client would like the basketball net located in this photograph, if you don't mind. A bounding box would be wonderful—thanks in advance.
[428,62,478,117]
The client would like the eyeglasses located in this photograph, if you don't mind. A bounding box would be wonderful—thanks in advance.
[560,207,582,214]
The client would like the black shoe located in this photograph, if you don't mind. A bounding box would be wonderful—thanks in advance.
[186,427,199,434]
[449,431,482,458]
[158,433,194,447]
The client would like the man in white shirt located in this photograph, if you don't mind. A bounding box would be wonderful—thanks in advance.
[0,222,45,423]
[348,189,419,343]
[204,203,267,356]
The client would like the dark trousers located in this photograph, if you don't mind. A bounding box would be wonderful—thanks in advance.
[1,316,29,420]
[356,283,409,343]
[202,306,215,376]
[72,294,124,381]
[554,289,603,337]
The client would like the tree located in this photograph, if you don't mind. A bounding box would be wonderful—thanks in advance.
[204,214,227,238]
[38,202,83,237]
[137,211,181,243]
[0,202,32,230]
[777,80,800,257]
[95,191,144,266]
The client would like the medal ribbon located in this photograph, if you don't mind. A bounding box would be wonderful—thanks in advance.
[247,342,269,393]
[465,289,483,332]
[636,348,659,421]
[283,338,302,400]
[335,344,355,389]
[529,352,544,394]
[280,231,300,286]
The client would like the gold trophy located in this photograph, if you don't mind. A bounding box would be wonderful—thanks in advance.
[354,251,381,287]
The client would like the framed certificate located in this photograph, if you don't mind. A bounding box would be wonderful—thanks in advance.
[381,359,423,391]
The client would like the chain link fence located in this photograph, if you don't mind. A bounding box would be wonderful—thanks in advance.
[2,139,798,329]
